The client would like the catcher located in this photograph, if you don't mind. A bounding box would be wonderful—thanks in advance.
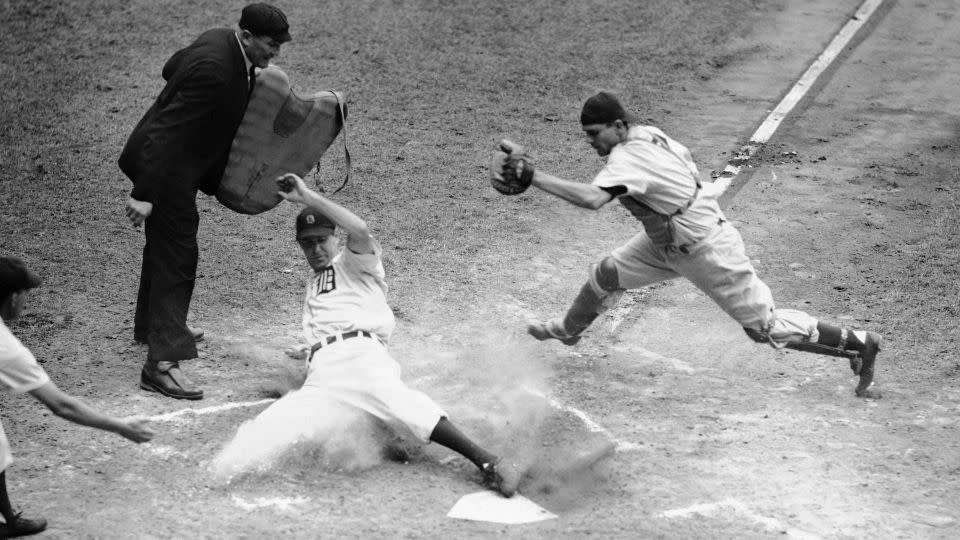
[212,173,524,497]
[489,91,882,399]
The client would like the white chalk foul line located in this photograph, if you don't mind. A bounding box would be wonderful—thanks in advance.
[231,494,315,512]
[661,498,785,531]
[714,0,886,193]
[147,398,276,422]
[522,386,643,452]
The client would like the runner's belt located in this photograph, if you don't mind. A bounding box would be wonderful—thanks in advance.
[309,330,374,358]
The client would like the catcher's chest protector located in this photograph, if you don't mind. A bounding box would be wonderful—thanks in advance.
[218,66,345,214]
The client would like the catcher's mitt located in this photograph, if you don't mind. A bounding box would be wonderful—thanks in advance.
[490,139,535,195]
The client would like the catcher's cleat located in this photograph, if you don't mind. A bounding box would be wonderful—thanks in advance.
[527,319,581,346]
[854,332,882,399]
[0,512,47,538]
[848,354,863,376]
[481,459,524,498]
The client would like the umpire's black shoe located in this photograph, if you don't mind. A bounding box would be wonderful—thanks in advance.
[854,332,882,399]
[134,328,205,345]
[0,512,47,538]
[141,362,203,400]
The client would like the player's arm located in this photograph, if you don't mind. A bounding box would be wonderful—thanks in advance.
[276,173,375,254]
[531,170,615,210]
[28,381,154,443]
[489,139,614,209]
[125,66,228,226]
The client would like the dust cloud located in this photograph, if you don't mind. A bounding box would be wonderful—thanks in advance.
[209,393,383,482]
[209,312,566,486]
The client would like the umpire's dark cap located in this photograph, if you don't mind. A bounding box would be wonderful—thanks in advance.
[296,208,336,239]
[580,91,636,125]
[240,3,292,43]
[0,257,42,299]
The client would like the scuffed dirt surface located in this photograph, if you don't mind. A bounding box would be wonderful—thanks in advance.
[1,0,958,538]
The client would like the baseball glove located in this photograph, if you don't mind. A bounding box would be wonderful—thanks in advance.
[490,139,535,195]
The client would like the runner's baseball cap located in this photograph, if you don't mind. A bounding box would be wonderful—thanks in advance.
[240,3,292,43]
[580,91,636,125]
[296,208,336,240]
[0,257,42,298]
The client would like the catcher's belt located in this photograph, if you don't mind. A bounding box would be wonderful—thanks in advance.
[217,65,349,214]
[617,129,702,249]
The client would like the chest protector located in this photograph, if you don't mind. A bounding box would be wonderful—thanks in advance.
[217,66,348,214]
[617,131,701,248]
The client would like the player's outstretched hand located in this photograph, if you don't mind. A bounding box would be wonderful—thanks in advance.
[276,173,312,205]
[118,415,155,443]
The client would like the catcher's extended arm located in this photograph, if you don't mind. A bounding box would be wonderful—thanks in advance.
[489,139,535,195]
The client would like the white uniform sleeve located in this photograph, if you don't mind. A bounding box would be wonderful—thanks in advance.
[0,325,50,394]
[340,235,386,280]
[591,126,702,214]
[591,145,652,197]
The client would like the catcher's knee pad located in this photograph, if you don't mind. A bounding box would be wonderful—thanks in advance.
[588,257,625,310]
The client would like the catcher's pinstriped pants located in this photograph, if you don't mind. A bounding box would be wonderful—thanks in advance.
[610,220,820,346]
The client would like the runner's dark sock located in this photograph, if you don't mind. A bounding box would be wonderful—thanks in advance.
[429,417,498,469]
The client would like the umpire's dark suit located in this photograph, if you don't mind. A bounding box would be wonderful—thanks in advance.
[119,28,250,365]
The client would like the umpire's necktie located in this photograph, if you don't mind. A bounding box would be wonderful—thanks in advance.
[248,66,256,97]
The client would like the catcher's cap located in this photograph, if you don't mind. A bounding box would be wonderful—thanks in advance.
[580,91,636,125]
[240,3,292,43]
[0,257,42,299]
[296,208,336,239]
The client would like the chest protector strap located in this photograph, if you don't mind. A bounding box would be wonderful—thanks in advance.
[619,131,701,248]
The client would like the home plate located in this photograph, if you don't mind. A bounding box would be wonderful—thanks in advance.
[447,491,557,524]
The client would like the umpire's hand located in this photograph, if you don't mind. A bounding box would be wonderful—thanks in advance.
[125,196,153,227]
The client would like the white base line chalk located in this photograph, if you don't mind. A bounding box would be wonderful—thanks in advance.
[714,0,886,194]
[662,498,785,531]
[148,398,276,422]
[522,386,643,452]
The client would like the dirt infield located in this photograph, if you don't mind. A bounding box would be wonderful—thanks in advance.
[1,0,959,538]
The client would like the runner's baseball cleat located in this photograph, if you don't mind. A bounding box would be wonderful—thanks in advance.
[482,459,525,498]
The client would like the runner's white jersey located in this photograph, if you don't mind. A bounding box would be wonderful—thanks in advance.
[592,125,725,246]
[301,236,395,345]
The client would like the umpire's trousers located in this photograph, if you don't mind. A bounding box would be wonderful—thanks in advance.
[133,191,199,364]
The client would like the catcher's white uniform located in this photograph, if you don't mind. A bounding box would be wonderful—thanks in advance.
[525,94,881,398]
[595,125,819,345]
[212,236,445,477]
[0,319,51,472]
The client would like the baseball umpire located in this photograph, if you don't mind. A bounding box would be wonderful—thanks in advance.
[118,4,292,400]
[213,173,524,497]
[489,91,882,399]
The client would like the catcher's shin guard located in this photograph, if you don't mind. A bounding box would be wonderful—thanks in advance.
[528,259,624,345]
[785,323,882,398]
